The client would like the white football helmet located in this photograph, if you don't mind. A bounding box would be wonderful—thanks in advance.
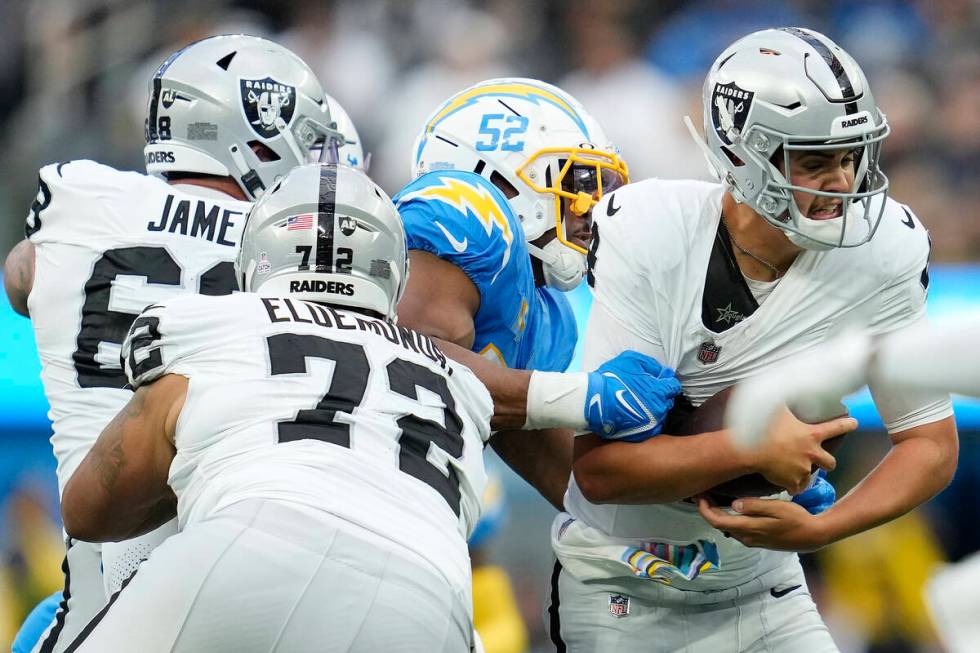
[412,78,628,290]
[236,163,408,320]
[324,93,369,172]
[144,35,345,200]
[695,27,890,250]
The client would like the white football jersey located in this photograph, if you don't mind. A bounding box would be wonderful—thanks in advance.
[122,293,493,596]
[559,178,953,590]
[25,160,250,493]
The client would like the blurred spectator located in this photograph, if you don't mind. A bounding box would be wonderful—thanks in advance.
[559,0,705,180]
[371,5,514,192]
[278,1,395,139]
[644,0,810,81]
[0,484,64,649]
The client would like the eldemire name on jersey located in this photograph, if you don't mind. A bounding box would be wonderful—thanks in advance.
[122,291,493,600]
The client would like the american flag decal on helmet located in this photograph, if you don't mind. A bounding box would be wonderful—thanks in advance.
[286,214,314,230]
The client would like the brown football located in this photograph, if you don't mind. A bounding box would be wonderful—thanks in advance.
[662,386,846,504]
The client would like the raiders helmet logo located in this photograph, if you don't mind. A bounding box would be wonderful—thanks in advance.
[240,77,296,139]
[711,82,754,145]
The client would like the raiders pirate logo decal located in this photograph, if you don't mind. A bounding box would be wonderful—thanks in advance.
[711,82,754,145]
[240,77,296,139]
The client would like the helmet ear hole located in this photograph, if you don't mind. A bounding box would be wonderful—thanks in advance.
[248,141,281,162]
[489,171,518,199]
[722,146,745,167]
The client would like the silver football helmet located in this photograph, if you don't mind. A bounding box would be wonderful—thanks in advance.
[411,78,628,290]
[144,35,344,200]
[695,27,890,249]
[236,163,408,320]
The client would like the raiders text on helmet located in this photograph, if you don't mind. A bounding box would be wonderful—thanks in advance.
[144,35,345,200]
[411,78,628,290]
[235,163,408,320]
[696,27,890,249]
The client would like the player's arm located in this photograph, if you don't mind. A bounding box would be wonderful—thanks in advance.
[573,408,850,503]
[398,250,480,348]
[61,373,185,542]
[3,239,34,316]
[489,428,572,511]
[700,415,957,551]
[570,303,848,502]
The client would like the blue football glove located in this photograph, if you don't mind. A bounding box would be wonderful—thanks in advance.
[585,350,682,442]
[791,470,836,515]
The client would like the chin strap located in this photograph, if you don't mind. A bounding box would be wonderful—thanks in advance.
[527,239,586,291]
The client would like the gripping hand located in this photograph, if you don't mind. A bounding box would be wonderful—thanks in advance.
[585,351,681,442]
[791,470,836,515]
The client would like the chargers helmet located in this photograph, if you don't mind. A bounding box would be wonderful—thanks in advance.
[144,35,344,200]
[696,27,890,250]
[236,163,408,320]
[412,78,628,290]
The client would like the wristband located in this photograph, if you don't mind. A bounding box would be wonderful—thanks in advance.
[524,371,588,431]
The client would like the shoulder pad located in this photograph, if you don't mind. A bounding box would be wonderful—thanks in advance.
[396,171,527,282]
[866,198,931,282]
[26,160,145,241]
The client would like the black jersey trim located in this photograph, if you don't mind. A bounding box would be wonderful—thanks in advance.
[701,220,759,333]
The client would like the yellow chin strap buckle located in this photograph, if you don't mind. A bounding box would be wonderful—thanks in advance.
[570,191,593,216]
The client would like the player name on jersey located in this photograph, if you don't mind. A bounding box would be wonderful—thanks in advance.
[147,194,243,246]
[261,297,449,370]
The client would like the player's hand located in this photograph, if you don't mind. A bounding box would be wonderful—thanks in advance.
[585,351,682,442]
[749,409,856,495]
[696,496,828,552]
[791,470,836,516]
[726,332,870,449]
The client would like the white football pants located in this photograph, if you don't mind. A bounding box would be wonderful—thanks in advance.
[31,521,176,653]
[546,557,839,652]
[64,499,473,652]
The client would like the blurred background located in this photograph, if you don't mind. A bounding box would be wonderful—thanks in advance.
[1,0,979,651]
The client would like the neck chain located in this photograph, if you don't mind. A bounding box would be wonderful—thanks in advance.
[722,216,784,280]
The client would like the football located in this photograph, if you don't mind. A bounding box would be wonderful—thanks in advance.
[663,386,847,504]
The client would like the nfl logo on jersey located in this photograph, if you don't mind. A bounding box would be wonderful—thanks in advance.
[698,341,722,364]
[608,594,630,618]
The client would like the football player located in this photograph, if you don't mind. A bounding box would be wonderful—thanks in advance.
[548,28,957,652]
[59,163,492,651]
[395,77,681,510]
[2,35,344,652]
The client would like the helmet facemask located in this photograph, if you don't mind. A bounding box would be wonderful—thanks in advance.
[516,147,629,255]
[734,120,890,250]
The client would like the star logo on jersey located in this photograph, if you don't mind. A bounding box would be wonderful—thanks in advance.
[240,77,296,139]
[711,82,754,145]
[716,303,744,325]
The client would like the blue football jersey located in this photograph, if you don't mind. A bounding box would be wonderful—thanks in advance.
[395,170,576,372]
